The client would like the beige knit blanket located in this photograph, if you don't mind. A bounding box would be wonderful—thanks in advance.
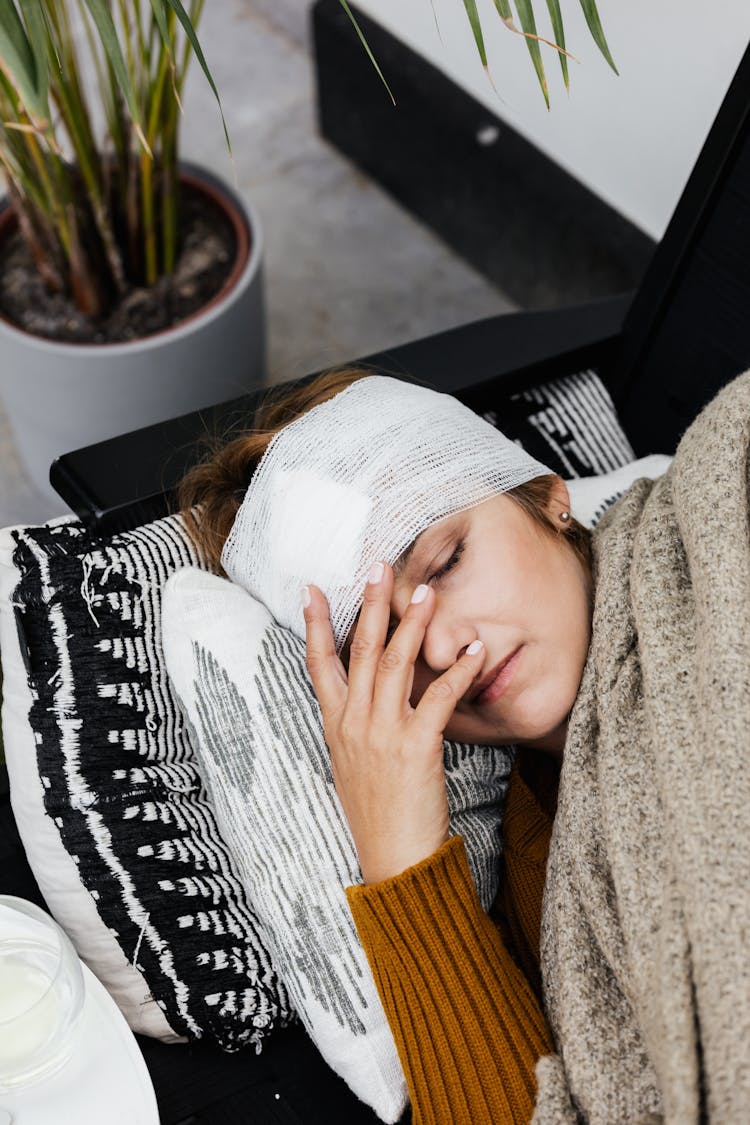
[533,370,750,1124]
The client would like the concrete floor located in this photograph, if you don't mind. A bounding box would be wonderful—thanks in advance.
[0,0,515,527]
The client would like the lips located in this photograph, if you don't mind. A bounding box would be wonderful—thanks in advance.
[469,646,522,704]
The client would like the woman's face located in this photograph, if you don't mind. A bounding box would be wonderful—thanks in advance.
[385,479,593,755]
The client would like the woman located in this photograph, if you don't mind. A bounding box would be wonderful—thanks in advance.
[179,366,750,1124]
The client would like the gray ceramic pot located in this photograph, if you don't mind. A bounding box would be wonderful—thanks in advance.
[0,164,265,502]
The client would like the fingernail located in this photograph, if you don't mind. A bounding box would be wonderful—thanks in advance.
[301,585,311,609]
[466,640,484,655]
[410,584,429,605]
[368,561,384,585]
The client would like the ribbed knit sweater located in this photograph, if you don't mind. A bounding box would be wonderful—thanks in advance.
[346,749,559,1125]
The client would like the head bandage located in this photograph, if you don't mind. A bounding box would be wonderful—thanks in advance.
[221,376,552,652]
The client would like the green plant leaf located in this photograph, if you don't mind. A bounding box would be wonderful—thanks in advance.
[18,0,50,114]
[492,0,513,21]
[147,0,185,115]
[429,0,444,46]
[337,0,395,105]
[495,1,575,67]
[578,0,618,74]
[513,0,549,108]
[0,0,47,119]
[544,0,568,88]
[463,0,488,68]
[147,0,175,61]
[82,0,151,154]
[162,0,232,153]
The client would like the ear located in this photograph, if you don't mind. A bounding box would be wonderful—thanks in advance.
[546,475,571,522]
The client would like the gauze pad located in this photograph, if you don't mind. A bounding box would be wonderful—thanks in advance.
[221,376,552,651]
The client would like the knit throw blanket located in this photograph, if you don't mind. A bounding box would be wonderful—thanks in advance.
[534,370,750,1124]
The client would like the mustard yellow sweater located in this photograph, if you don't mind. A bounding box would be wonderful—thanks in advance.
[346,750,559,1125]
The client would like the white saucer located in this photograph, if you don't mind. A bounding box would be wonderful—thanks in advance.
[0,962,159,1124]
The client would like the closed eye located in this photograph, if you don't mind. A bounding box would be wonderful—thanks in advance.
[428,539,465,585]
[383,538,466,645]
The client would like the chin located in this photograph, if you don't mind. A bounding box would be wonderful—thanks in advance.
[444,708,561,749]
[523,691,575,738]
[470,684,575,750]
[512,684,578,752]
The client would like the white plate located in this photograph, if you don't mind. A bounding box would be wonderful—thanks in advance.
[0,962,159,1124]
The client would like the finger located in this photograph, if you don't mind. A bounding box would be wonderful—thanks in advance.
[302,584,348,715]
[412,639,486,736]
[370,582,437,721]
[345,561,395,709]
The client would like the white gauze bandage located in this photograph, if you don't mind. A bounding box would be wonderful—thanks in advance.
[221,376,552,652]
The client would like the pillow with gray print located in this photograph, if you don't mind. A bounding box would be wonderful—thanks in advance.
[162,566,513,1124]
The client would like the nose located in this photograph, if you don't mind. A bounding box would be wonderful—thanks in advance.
[419,597,478,674]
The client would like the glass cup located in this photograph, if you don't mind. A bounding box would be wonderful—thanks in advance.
[0,896,85,1093]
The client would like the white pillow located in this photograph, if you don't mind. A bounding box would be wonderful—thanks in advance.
[566,454,673,529]
[162,566,513,1124]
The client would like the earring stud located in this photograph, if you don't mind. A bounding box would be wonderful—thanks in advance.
[560,511,570,523]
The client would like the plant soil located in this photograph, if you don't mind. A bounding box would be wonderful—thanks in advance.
[0,180,239,345]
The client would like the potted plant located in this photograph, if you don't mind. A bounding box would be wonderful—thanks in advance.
[0,1,616,501]
[0,1,264,501]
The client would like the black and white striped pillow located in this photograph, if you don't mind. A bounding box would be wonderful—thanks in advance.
[484,368,635,477]
[4,367,633,1050]
[9,514,294,1049]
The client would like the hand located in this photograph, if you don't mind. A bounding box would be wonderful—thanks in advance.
[302,562,484,885]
